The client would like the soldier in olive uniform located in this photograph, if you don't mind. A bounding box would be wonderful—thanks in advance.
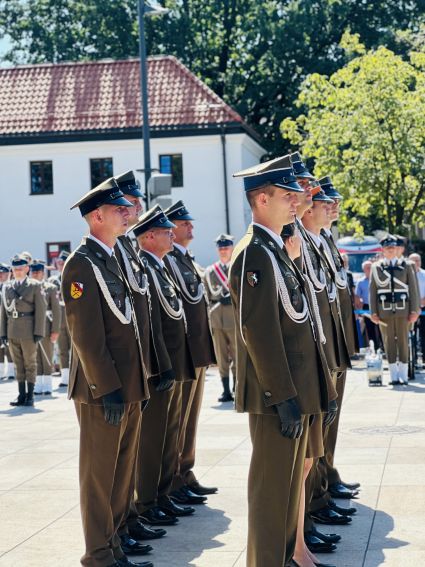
[30,261,61,396]
[0,255,46,407]
[0,263,14,380]
[370,235,420,385]
[163,201,217,502]
[230,166,333,567]
[49,250,71,387]
[204,233,237,402]
[132,206,197,526]
[62,179,152,567]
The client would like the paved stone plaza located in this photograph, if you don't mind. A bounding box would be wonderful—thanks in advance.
[1,364,425,566]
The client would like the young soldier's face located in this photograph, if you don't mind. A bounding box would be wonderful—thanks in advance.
[172,220,194,244]
[310,202,329,229]
[269,188,299,225]
[31,270,44,282]
[328,200,340,221]
[382,246,397,260]
[99,205,130,237]
[124,195,143,227]
[12,266,29,280]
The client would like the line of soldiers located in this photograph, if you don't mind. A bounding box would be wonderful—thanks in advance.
[59,171,222,567]
[0,249,74,404]
[230,152,364,567]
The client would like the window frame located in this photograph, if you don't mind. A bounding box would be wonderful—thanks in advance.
[159,153,183,188]
[30,160,54,195]
[90,157,114,189]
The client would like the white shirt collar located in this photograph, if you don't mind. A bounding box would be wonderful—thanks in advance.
[143,249,165,268]
[306,228,322,248]
[253,223,284,249]
[88,234,114,257]
[174,242,187,255]
[323,228,332,236]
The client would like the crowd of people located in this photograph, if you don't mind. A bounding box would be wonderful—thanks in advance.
[0,154,422,567]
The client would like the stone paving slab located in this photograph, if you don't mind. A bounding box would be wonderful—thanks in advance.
[1,364,425,566]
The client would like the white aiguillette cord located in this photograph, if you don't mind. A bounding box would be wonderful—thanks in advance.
[167,254,205,304]
[116,238,149,295]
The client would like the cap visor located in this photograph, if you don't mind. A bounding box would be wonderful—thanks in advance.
[125,188,145,198]
[112,196,134,207]
[296,171,314,179]
[162,219,177,228]
[273,182,304,193]
[175,213,195,221]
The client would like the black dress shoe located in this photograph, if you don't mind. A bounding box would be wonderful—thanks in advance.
[328,499,357,516]
[310,526,341,544]
[115,558,153,567]
[158,496,195,517]
[305,532,337,553]
[188,481,218,496]
[310,507,352,525]
[140,506,179,526]
[170,487,207,505]
[58,382,68,388]
[328,482,359,500]
[340,480,361,490]
[120,534,152,556]
[128,519,166,540]
[218,392,234,402]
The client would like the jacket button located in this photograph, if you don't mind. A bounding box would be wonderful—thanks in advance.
[264,391,272,398]
[90,384,96,390]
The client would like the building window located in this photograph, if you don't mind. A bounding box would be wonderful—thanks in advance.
[159,154,183,187]
[90,158,113,189]
[30,161,53,195]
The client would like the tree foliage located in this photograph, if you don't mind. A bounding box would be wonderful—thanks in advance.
[281,34,425,235]
[0,1,424,153]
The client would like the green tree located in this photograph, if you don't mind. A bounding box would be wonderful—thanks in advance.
[281,34,425,235]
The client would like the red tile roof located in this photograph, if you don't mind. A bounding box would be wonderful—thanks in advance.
[0,56,245,137]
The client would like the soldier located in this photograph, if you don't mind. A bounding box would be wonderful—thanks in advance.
[62,178,152,567]
[0,263,15,381]
[230,165,333,567]
[0,255,46,407]
[204,233,237,402]
[163,200,217,501]
[370,235,420,385]
[30,260,61,396]
[132,206,197,526]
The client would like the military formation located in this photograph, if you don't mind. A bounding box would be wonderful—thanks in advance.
[0,154,421,567]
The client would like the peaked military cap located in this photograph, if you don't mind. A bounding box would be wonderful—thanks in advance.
[233,154,292,178]
[30,260,46,272]
[71,178,133,216]
[58,250,70,262]
[114,170,144,198]
[20,251,33,263]
[0,262,10,273]
[11,254,29,267]
[133,205,176,237]
[241,167,303,193]
[312,189,334,203]
[319,176,343,200]
[291,151,314,179]
[163,200,194,221]
[380,234,398,247]
[393,234,406,247]
[214,233,235,247]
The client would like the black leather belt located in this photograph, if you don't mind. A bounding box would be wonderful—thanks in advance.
[12,312,34,318]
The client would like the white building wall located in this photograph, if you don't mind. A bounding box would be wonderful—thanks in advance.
[0,132,264,267]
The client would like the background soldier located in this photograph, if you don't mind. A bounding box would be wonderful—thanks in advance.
[164,200,217,502]
[0,254,46,407]
[0,262,15,380]
[63,179,152,567]
[49,250,71,387]
[370,235,420,385]
[204,233,236,402]
[30,260,61,396]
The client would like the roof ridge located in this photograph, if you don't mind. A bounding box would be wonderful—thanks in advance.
[0,54,174,71]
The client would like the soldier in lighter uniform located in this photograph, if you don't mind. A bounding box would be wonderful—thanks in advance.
[204,233,237,402]
[49,250,71,387]
[62,179,152,567]
[0,255,46,407]
[0,263,15,380]
[30,260,61,396]
[230,165,333,567]
[370,234,420,385]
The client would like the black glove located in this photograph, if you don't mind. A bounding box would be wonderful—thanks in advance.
[34,335,43,343]
[323,400,338,427]
[102,389,125,426]
[141,399,149,411]
[274,398,303,439]
[0,336,8,348]
[156,369,175,392]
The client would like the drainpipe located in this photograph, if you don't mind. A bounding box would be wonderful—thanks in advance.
[220,125,231,233]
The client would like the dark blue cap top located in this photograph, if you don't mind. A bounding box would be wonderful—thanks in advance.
[214,233,235,247]
[243,168,303,193]
[290,151,314,179]
[393,234,406,247]
[30,260,46,272]
[163,200,195,221]
[133,205,176,237]
[58,250,70,262]
[319,176,343,200]
[380,235,398,247]
[115,170,144,198]
[0,262,10,273]
[71,178,133,216]
[312,190,334,203]
[11,254,29,267]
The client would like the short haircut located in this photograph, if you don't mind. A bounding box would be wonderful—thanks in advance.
[246,184,277,209]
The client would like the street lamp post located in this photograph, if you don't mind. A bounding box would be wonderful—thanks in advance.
[137,0,168,209]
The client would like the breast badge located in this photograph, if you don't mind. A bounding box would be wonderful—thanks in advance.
[71,282,84,299]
